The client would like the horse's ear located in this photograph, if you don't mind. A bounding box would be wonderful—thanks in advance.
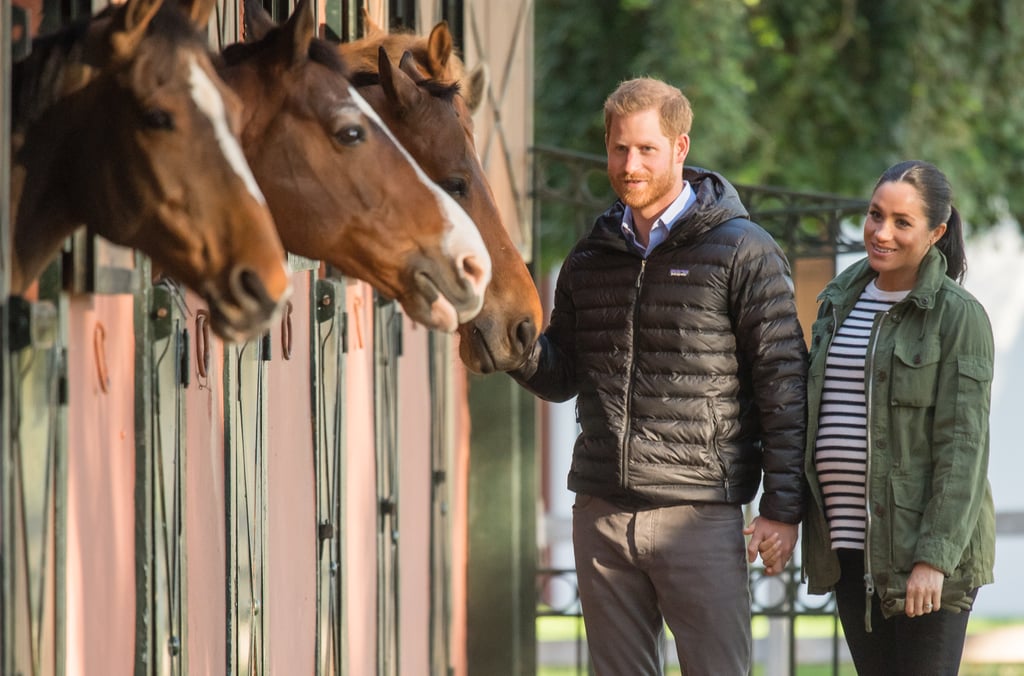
[398,50,428,84]
[243,0,276,42]
[425,21,453,77]
[360,5,386,38]
[109,0,165,61]
[279,0,315,64]
[179,0,216,28]
[462,62,487,114]
[379,47,423,116]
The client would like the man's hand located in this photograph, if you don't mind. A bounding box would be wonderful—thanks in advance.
[743,517,798,576]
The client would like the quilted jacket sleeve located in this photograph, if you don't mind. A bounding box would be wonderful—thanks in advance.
[728,224,808,524]
[510,251,579,403]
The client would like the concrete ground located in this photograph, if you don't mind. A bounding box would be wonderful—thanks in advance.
[539,624,1024,670]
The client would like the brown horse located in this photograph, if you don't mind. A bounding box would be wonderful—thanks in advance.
[337,23,543,373]
[9,0,291,341]
[219,0,491,333]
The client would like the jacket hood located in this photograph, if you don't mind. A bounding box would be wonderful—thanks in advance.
[587,166,750,250]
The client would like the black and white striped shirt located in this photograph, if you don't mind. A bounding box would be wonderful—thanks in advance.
[814,280,908,550]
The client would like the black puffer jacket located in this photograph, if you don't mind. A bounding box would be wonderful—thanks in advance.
[515,168,807,523]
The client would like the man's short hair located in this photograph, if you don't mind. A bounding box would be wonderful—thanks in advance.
[604,77,693,140]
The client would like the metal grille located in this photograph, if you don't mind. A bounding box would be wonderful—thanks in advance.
[313,277,348,676]
[134,279,190,675]
[531,145,867,263]
[3,279,66,676]
[225,334,270,675]
[427,331,455,675]
[373,295,402,676]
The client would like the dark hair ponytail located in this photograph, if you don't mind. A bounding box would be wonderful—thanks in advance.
[874,160,967,283]
[936,205,967,283]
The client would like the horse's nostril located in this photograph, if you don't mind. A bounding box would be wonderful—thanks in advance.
[514,316,537,351]
[233,267,270,306]
[459,254,487,291]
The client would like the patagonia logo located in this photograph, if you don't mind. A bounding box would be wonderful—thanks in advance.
[669,268,690,277]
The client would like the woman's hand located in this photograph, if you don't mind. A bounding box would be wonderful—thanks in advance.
[744,517,797,576]
[905,561,945,617]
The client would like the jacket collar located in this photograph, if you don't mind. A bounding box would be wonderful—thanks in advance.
[819,246,949,311]
[588,167,749,251]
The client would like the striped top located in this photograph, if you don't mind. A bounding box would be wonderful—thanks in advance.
[814,280,909,550]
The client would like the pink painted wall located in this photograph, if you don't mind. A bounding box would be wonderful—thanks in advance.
[65,294,136,676]
[52,279,472,676]
[343,281,378,676]
[184,290,228,675]
[398,318,432,676]
[266,273,317,675]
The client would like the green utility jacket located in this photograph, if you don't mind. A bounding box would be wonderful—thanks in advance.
[802,247,995,621]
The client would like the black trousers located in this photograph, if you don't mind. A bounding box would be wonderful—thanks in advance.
[834,549,975,676]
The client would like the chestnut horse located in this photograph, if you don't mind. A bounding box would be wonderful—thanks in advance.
[9,0,290,341]
[336,22,543,373]
[219,0,491,332]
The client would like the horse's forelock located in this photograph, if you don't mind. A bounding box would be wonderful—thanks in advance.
[142,1,208,47]
[347,69,460,103]
[222,29,347,77]
[346,70,381,88]
[308,39,348,76]
[419,77,460,103]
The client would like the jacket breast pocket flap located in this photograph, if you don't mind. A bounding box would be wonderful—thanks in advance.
[892,340,941,407]
[957,355,993,383]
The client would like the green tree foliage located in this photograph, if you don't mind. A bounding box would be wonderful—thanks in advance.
[535,0,1024,256]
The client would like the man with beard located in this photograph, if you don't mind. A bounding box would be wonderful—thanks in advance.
[511,77,807,675]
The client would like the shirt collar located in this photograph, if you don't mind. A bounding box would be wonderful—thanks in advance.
[621,181,695,256]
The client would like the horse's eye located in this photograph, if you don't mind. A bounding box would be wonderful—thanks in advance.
[142,108,175,131]
[439,177,469,199]
[335,124,366,146]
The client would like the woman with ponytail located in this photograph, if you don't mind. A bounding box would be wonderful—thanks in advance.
[801,160,995,674]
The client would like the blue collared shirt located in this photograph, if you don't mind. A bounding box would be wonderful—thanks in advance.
[620,182,696,257]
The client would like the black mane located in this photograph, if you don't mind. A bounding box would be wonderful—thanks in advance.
[221,30,349,77]
[347,70,461,103]
[12,3,207,130]
[12,19,91,128]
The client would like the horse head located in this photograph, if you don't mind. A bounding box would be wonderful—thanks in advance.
[220,0,492,332]
[9,0,291,341]
[339,26,542,373]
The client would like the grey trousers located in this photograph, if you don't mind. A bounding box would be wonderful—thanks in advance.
[572,494,752,676]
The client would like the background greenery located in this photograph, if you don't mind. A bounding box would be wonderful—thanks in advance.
[534,0,1024,261]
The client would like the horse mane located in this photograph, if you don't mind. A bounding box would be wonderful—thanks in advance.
[12,3,206,132]
[346,69,461,104]
[221,30,349,77]
[12,20,91,130]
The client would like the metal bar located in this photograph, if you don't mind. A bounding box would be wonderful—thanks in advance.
[1,21,14,671]
[428,330,453,674]
[373,297,401,676]
[224,342,238,676]
[332,290,348,676]
[134,261,157,675]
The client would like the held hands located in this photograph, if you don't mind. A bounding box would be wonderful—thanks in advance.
[905,561,944,617]
[744,517,798,576]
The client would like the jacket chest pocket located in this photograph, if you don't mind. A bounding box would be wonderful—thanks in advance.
[891,339,941,407]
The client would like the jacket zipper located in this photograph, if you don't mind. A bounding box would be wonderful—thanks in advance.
[862,309,888,632]
[621,258,647,491]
